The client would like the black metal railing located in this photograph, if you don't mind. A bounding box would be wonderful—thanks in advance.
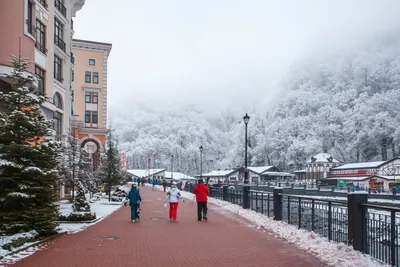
[37,0,48,9]
[54,73,63,83]
[54,0,66,17]
[54,35,66,52]
[249,190,274,217]
[281,194,348,244]
[362,204,400,266]
[227,188,243,206]
[35,42,47,54]
[211,187,223,200]
[26,20,36,38]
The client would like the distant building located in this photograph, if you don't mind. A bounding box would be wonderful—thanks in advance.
[127,169,165,180]
[305,153,340,183]
[326,156,400,190]
[71,39,112,171]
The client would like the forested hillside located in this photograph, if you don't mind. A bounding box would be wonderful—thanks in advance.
[113,32,400,174]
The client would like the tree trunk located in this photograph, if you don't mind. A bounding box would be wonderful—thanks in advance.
[381,137,388,161]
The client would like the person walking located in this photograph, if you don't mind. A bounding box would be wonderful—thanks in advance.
[162,179,167,192]
[165,182,182,222]
[192,179,209,221]
[141,177,145,186]
[136,177,141,185]
[152,178,157,191]
[126,184,142,223]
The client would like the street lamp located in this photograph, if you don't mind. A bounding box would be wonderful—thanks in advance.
[171,155,174,180]
[199,145,203,180]
[243,113,250,184]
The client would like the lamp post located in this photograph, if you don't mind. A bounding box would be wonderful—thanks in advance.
[243,113,250,184]
[199,145,203,181]
[171,155,174,180]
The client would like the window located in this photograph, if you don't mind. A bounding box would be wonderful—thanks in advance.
[36,20,46,54]
[93,72,99,84]
[37,0,48,9]
[92,112,98,124]
[35,66,45,96]
[54,18,65,51]
[53,92,63,109]
[27,1,33,34]
[71,70,74,81]
[53,112,62,135]
[54,55,62,82]
[85,92,91,103]
[88,59,96,66]
[92,92,98,103]
[85,111,90,123]
[85,71,91,83]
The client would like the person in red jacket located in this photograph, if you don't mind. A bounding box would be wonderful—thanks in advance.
[192,179,209,221]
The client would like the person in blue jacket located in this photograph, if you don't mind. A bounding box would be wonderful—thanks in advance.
[136,177,141,185]
[126,184,142,223]
[152,178,157,191]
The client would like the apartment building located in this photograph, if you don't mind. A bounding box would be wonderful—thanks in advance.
[0,0,85,141]
[71,39,112,171]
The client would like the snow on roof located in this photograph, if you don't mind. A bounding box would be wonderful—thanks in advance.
[332,161,385,170]
[164,172,195,180]
[127,169,165,177]
[327,175,393,181]
[248,166,274,174]
[201,170,235,177]
[293,170,306,173]
[306,153,339,163]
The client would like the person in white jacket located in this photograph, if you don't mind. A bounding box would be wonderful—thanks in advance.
[165,182,183,222]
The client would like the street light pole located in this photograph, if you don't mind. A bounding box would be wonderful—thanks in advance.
[171,155,174,180]
[199,145,203,181]
[243,113,250,184]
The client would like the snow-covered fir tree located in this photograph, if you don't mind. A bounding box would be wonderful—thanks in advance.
[0,56,60,236]
[72,182,91,212]
[99,125,124,201]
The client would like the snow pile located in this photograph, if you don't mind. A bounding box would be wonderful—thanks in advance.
[57,199,122,234]
[0,231,38,257]
[177,188,387,267]
[0,243,47,267]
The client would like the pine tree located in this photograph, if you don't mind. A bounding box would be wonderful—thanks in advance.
[59,130,81,200]
[0,56,60,236]
[99,125,124,201]
[72,182,91,212]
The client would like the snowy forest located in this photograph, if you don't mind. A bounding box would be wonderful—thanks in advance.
[113,32,400,175]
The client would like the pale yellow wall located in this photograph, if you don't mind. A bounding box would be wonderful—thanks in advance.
[71,48,105,128]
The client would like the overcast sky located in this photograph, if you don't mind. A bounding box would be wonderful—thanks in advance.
[73,0,400,115]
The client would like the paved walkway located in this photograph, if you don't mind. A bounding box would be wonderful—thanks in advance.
[10,187,324,267]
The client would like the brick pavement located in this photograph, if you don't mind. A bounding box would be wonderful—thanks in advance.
[10,186,324,267]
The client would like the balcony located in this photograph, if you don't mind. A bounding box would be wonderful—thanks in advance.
[37,0,48,9]
[26,20,36,38]
[35,42,47,55]
[54,35,66,52]
[54,0,66,18]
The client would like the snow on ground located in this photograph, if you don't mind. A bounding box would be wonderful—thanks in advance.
[0,231,37,257]
[0,196,123,266]
[157,186,387,267]
[57,198,122,234]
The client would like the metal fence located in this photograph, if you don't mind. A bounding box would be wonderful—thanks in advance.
[281,194,348,244]
[249,190,274,217]
[362,204,400,266]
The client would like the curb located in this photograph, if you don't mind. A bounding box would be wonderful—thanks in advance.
[56,217,103,224]
[0,231,67,260]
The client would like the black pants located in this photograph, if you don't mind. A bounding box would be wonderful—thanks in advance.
[163,186,166,192]
[197,202,207,220]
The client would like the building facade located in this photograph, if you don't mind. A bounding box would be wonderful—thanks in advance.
[71,39,112,170]
[0,0,85,141]
[305,153,340,183]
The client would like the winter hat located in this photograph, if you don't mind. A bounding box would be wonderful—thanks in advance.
[198,179,203,184]
[172,182,177,187]
[132,184,137,188]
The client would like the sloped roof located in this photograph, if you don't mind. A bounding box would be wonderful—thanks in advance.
[306,153,339,163]
[164,171,195,180]
[200,170,235,177]
[127,169,165,177]
[248,166,274,174]
[332,161,385,170]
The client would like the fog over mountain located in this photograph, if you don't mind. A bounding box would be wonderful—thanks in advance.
[73,1,400,174]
